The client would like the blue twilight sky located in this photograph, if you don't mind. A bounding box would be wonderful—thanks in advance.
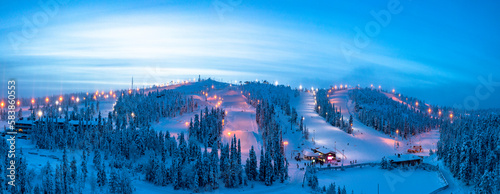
[1,0,499,109]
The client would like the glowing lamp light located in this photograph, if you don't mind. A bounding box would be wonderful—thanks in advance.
[71,96,75,101]
[214,95,217,99]
[131,112,135,117]
[392,89,395,93]
[415,102,419,106]
[128,90,132,94]
[38,111,43,117]
[379,85,381,89]
[299,85,302,90]
[55,101,59,105]
[428,108,432,113]
[17,101,20,106]
[450,114,453,119]
[76,97,80,103]
[58,107,62,112]
[45,97,49,103]
[396,129,399,134]
[439,111,442,115]
[59,96,63,102]
[283,141,289,145]
[110,91,113,95]
[31,99,35,104]
[0,102,4,108]
[185,122,189,126]
[227,132,231,136]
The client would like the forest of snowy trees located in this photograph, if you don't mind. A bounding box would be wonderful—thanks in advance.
[349,88,440,138]
[188,107,225,147]
[114,89,197,126]
[314,89,352,134]
[242,82,292,184]
[2,80,302,193]
[437,110,500,193]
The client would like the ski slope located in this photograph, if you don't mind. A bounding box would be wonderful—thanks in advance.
[293,90,398,164]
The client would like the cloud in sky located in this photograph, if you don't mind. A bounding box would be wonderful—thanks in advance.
[1,0,499,108]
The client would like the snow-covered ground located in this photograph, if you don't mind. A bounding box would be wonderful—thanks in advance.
[317,165,446,194]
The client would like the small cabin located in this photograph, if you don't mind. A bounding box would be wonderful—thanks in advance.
[303,147,337,163]
[387,154,422,167]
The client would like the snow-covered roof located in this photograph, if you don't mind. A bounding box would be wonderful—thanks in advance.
[68,120,99,125]
[312,146,336,154]
[302,149,320,157]
[16,119,34,124]
[387,154,421,162]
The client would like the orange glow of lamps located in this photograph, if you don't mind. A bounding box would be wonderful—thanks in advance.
[59,96,63,102]
[45,97,49,103]
[31,99,35,104]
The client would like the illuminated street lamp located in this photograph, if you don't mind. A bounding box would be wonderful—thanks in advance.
[76,97,80,103]
[38,110,43,117]
[45,97,49,103]
[17,101,20,106]
[283,141,289,155]
[0,102,4,108]
[31,99,35,104]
